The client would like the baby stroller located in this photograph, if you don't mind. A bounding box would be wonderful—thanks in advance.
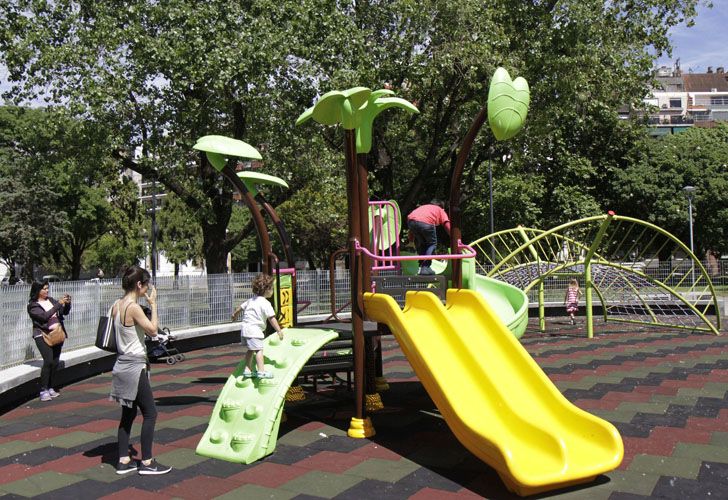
[146,326,186,365]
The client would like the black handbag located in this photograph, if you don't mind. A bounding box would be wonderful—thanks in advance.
[95,302,117,353]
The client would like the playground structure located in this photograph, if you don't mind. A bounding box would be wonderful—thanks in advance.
[469,215,722,337]
[188,67,720,495]
[294,73,625,496]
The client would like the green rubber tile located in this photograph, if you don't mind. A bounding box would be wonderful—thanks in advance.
[156,447,209,469]
[76,464,134,483]
[550,380,598,391]
[214,483,296,500]
[278,470,362,498]
[672,443,728,462]
[616,401,671,414]
[0,440,46,459]
[592,469,661,496]
[0,470,85,496]
[677,383,727,399]
[588,409,639,424]
[710,432,728,447]
[159,415,209,430]
[345,457,420,483]
[278,430,325,448]
[41,431,105,449]
[651,394,700,406]
[628,454,702,478]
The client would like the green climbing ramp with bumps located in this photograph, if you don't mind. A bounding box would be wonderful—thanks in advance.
[196,328,339,463]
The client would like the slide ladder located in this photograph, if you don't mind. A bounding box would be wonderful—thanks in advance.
[196,328,338,463]
[364,289,623,496]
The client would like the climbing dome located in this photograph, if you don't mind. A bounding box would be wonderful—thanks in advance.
[469,213,721,336]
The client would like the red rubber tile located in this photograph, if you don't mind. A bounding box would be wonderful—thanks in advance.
[228,461,309,488]
[295,450,368,473]
[158,474,241,499]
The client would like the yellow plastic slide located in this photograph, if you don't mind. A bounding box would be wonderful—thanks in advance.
[364,289,623,496]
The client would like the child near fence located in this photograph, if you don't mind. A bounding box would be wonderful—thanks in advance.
[231,274,284,378]
[564,279,582,325]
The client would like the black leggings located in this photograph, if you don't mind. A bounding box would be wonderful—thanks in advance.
[117,370,158,460]
[34,337,63,390]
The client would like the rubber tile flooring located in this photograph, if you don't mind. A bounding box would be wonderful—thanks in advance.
[0,318,726,499]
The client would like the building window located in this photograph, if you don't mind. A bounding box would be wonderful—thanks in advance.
[710,96,728,106]
[669,98,682,108]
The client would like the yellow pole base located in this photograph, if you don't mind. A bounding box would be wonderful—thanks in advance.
[365,393,384,412]
[347,417,375,438]
[285,385,306,402]
[375,376,390,392]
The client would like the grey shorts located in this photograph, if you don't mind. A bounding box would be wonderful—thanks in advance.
[243,336,264,351]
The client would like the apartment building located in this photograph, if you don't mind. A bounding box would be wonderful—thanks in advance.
[647,62,728,136]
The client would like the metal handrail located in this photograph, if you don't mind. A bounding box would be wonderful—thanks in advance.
[355,239,476,261]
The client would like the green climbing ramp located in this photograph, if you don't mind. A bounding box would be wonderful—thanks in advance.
[196,328,339,463]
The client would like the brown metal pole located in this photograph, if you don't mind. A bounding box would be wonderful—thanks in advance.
[344,129,369,437]
[256,193,298,324]
[356,154,372,297]
[449,107,488,289]
[221,165,274,274]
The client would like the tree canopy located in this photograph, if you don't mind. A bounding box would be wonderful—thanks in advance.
[2,0,717,272]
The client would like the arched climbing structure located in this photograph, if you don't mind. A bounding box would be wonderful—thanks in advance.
[469,213,721,336]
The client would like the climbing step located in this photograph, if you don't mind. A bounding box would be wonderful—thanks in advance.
[196,328,338,463]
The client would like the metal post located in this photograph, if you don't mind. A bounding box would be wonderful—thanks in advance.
[538,280,545,332]
[488,157,494,236]
[151,179,157,280]
[683,186,696,285]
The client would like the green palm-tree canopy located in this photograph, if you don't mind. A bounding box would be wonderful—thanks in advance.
[356,89,419,153]
[296,87,371,130]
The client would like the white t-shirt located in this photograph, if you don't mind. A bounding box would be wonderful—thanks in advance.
[240,295,275,339]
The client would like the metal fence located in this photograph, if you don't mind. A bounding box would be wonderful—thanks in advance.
[1,262,724,369]
[0,270,352,370]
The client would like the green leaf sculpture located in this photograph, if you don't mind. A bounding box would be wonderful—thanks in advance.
[237,171,289,198]
[356,90,419,154]
[296,87,371,130]
[487,68,530,141]
[193,135,262,172]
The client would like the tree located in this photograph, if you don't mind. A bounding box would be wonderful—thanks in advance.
[1,0,704,265]
[610,124,728,255]
[0,106,144,280]
[0,108,64,280]
[156,192,203,277]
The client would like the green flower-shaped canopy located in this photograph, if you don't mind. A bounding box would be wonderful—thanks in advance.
[356,89,419,153]
[193,135,262,172]
[297,86,419,154]
[236,171,289,198]
[296,87,371,130]
[487,68,530,141]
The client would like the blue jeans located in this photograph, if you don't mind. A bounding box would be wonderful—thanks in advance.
[408,219,437,268]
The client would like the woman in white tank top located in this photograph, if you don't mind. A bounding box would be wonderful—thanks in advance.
[108,265,172,476]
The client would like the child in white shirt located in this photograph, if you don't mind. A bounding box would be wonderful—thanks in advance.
[231,274,284,378]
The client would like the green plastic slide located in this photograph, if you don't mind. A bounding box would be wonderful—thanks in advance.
[196,328,339,463]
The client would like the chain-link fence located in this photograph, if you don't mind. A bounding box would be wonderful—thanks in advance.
[0,270,352,370]
[1,261,724,369]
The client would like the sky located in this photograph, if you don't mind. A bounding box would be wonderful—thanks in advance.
[656,2,728,73]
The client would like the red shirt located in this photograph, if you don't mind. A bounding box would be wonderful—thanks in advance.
[408,204,450,230]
